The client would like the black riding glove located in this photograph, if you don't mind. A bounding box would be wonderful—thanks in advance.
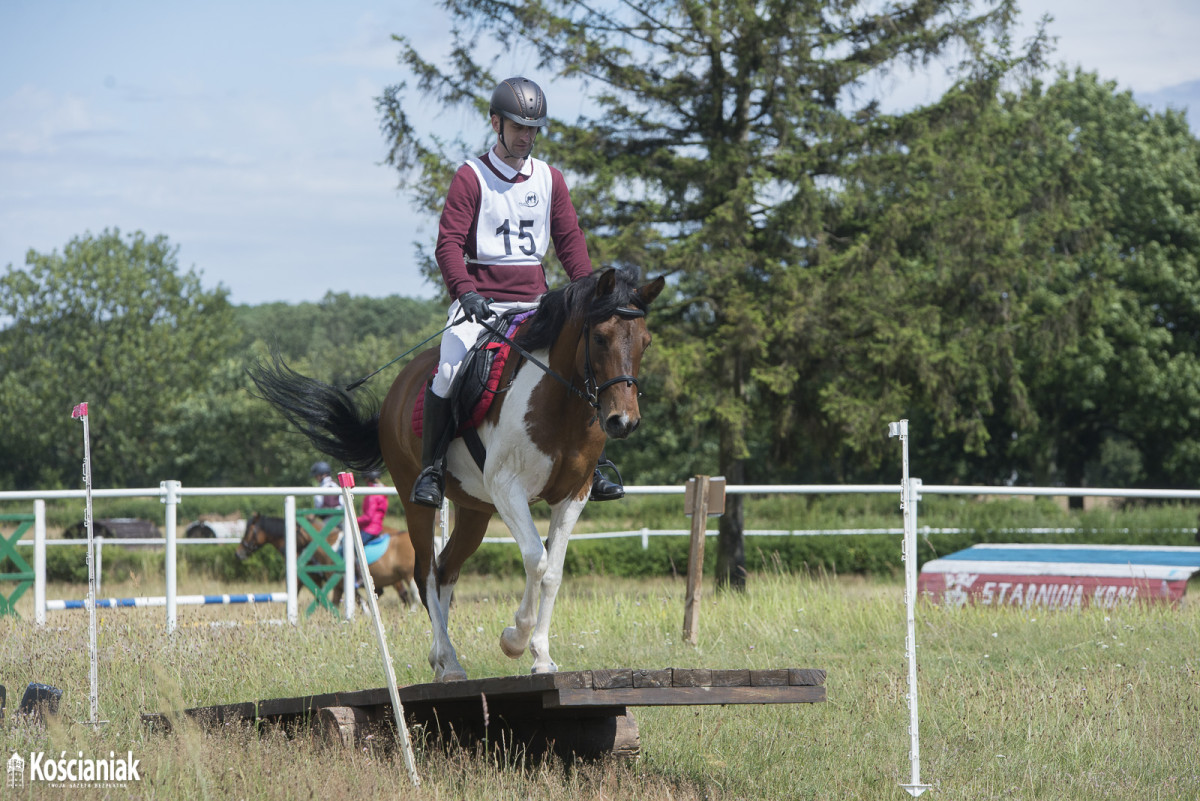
[459,291,494,323]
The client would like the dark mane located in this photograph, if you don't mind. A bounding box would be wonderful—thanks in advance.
[254,515,286,540]
[516,268,646,352]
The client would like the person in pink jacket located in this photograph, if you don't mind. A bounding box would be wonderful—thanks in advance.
[357,470,388,545]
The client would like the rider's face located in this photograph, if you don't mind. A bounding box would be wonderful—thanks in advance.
[493,116,539,160]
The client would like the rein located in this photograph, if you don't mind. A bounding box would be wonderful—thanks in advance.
[478,305,646,416]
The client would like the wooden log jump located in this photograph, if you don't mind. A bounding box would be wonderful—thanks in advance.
[143,666,826,761]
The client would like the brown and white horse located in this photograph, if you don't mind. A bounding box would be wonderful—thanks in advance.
[249,268,664,681]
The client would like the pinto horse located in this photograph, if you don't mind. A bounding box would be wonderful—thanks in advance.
[249,268,665,681]
[235,512,421,608]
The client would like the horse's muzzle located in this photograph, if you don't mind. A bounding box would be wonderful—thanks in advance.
[604,413,640,439]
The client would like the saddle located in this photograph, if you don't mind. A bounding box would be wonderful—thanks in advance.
[361,533,390,566]
[412,309,537,465]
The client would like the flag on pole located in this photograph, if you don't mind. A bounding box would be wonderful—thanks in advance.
[72,402,88,418]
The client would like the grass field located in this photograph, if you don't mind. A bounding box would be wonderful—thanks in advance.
[3,569,1199,800]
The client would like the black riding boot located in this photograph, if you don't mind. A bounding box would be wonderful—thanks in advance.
[410,388,454,508]
[590,453,625,502]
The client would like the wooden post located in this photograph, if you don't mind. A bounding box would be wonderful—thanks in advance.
[683,475,711,645]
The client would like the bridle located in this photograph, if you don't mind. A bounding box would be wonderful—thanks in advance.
[237,517,264,557]
[582,306,645,408]
[478,305,647,421]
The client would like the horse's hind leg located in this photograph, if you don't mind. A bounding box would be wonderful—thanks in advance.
[415,502,490,682]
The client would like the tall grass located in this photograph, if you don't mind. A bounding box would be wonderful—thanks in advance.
[3,572,1198,800]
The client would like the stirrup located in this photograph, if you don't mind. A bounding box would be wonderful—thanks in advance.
[410,465,445,508]
[590,459,625,502]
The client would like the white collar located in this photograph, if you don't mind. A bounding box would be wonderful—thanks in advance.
[489,145,533,179]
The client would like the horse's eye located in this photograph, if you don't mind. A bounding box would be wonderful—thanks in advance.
[592,333,608,348]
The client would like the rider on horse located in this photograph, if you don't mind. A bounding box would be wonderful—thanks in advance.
[411,76,625,509]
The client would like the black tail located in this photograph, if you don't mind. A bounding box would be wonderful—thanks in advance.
[247,352,384,472]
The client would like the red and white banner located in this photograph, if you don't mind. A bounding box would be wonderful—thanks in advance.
[918,544,1200,609]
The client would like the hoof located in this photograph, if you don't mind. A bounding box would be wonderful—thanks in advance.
[437,670,468,683]
[530,662,558,675]
[500,626,526,659]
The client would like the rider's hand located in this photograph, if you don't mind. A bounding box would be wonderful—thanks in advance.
[459,291,493,323]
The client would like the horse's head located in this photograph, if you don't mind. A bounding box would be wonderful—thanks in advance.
[235,512,265,560]
[581,269,666,439]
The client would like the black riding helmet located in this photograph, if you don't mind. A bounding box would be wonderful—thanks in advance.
[490,77,547,159]
[489,77,548,129]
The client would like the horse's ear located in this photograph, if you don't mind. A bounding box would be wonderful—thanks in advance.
[595,267,617,297]
[637,275,666,307]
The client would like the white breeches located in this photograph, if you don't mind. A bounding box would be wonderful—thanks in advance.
[430,298,539,397]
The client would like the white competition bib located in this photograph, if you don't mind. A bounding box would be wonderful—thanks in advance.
[467,156,553,266]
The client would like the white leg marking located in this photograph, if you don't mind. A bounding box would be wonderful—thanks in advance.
[424,558,466,682]
[528,496,587,674]
[491,475,546,660]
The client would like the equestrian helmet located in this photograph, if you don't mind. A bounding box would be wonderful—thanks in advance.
[310,460,331,477]
[489,77,548,129]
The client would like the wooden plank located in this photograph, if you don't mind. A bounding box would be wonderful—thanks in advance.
[592,669,633,689]
[157,667,829,732]
[185,701,256,726]
[710,669,752,687]
[789,668,827,686]
[633,669,672,688]
[548,685,826,708]
[672,668,712,687]
[750,669,789,686]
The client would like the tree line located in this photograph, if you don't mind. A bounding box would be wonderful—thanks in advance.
[4,1,1199,587]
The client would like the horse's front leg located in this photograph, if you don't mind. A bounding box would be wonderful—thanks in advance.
[527,495,588,674]
[491,480,549,662]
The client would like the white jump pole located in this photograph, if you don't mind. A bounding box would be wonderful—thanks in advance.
[344,506,356,621]
[889,419,931,797]
[72,402,103,728]
[34,499,46,626]
[337,472,420,787]
[285,495,298,625]
[162,480,181,633]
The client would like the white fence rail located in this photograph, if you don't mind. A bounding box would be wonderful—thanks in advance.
[4,480,1200,631]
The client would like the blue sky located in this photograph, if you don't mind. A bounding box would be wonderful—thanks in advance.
[2,1,1198,306]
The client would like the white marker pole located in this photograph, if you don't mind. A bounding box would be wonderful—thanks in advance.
[889,419,931,797]
[72,402,102,729]
[337,472,420,787]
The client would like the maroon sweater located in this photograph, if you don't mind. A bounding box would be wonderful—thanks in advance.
[434,151,593,301]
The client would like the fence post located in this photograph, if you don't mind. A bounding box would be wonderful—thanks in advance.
[889,419,932,798]
[682,475,711,645]
[285,495,298,625]
[162,480,181,633]
[34,500,46,626]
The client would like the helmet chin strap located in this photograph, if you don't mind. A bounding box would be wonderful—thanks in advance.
[497,120,534,162]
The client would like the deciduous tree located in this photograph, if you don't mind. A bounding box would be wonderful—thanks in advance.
[0,229,237,488]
